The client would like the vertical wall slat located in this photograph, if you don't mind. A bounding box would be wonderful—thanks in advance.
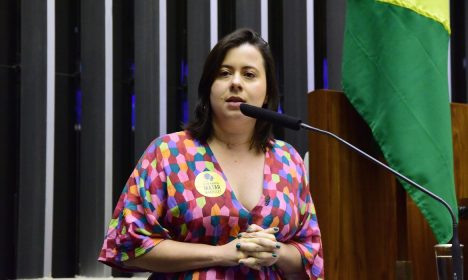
[0,1,20,278]
[17,0,47,277]
[134,0,160,157]
[307,0,315,93]
[44,0,56,276]
[236,0,261,32]
[210,0,218,48]
[111,1,134,277]
[313,1,326,90]
[325,0,346,90]
[159,0,167,135]
[260,0,268,41]
[79,0,110,276]
[104,0,113,254]
[282,0,308,155]
[217,0,235,39]
[466,0,468,102]
[450,0,467,103]
[112,0,134,205]
[187,0,211,118]
[53,0,79,276]
[166,0,187,133]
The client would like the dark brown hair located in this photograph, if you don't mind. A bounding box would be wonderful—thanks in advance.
[185,28,280,152]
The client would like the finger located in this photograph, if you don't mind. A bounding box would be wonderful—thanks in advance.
[261,226,280,235]
[247,251,279,261]
[246,238,282,251]
[241,231,278,241]
[242,237,278,248]
[246,224,264,233]
[241,226,279,238]
[239,257,262,271]
[237,239,277,252]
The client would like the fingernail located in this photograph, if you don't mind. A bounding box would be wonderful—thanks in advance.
[272,253,277,258]
[237,233,242,238]
[236,243,241,249]
[273,227,279,232]
[275,242,281,249]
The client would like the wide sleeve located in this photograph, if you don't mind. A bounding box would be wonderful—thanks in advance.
[98,139,172,271]
[285,152,324,279]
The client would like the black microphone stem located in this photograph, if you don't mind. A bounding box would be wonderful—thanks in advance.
[301,122,462,280]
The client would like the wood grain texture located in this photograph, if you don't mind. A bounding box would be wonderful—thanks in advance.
[308,90,399,279]
[308,90,468,280]
[407,102,468,280]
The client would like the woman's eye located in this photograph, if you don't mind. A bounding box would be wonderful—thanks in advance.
[218,70,231,77]
[244,72,256,79]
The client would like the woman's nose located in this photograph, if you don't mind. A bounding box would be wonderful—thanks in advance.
[230,73,242,91]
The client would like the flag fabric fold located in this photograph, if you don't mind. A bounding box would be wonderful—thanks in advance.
[342,0,457,243]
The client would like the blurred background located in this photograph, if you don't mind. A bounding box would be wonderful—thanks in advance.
[0,0,466,278]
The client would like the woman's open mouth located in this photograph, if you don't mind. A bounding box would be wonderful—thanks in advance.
[225,96,245,109]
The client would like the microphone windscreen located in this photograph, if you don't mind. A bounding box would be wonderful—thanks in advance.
[240,103,302,130]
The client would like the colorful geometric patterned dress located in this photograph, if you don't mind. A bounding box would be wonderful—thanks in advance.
[99,131,324,279]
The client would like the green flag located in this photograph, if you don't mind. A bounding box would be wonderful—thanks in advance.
[342,0,457,243]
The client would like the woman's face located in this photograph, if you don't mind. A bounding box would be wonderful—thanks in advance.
[210,43,267,123]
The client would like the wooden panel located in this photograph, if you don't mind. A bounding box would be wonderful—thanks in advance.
[408,102,468,279]
[309,90,468,279]
[450,103,468,275]
[452,103,468,198]
[308,90,399,279]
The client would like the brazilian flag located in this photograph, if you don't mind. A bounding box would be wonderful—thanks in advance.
[342,0,457,243]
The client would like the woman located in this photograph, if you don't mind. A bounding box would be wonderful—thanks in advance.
[99,28,324,279]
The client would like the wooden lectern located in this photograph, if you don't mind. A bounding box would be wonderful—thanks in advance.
[307,89,468,280]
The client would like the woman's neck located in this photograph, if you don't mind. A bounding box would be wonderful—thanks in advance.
[209,122,254,152]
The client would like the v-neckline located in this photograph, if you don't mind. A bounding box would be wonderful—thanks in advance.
[204,143,269,213]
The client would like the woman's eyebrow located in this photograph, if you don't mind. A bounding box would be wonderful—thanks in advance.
[220,64,259,71]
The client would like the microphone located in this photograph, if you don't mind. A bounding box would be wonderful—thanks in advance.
[239,102,462,280]
[240,103,302,130]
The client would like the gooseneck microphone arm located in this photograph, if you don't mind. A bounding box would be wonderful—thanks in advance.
[300,122,457,222]
[240,103,461,280]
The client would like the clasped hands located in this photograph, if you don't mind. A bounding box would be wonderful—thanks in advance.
[225,224,282,271]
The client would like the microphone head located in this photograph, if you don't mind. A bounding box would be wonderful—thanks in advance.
[240,103,302,130]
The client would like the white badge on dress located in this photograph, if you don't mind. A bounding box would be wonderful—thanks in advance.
[195,171,226,197]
